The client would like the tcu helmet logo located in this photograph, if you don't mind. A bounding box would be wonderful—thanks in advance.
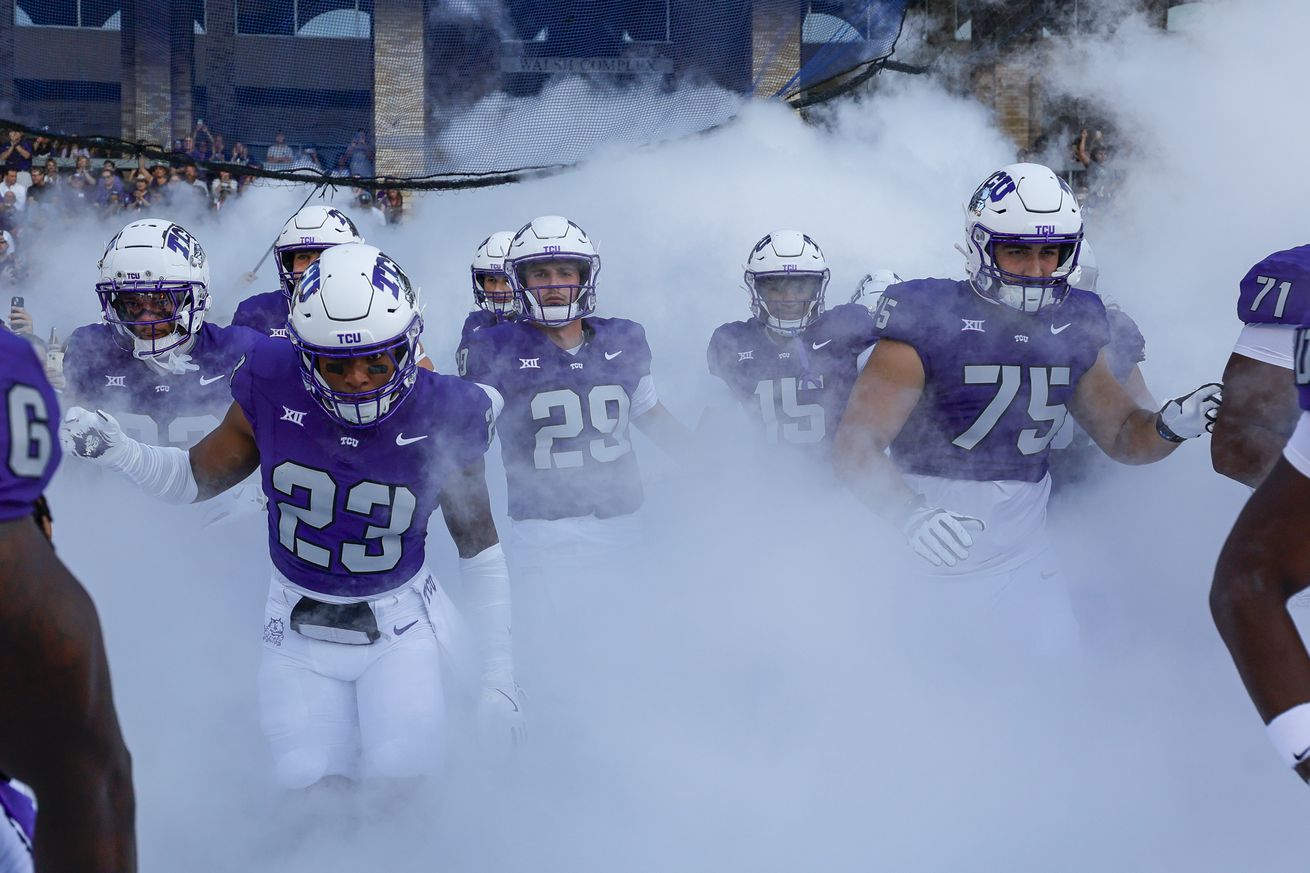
[1034,224,1056,237]
[336,332,361,343]
[164,224,205,268]
[969,170,1017,214]
[297,260,323,303]
[370,254,412,305]
[327,209,359,236]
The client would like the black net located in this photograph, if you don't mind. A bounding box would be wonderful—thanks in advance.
[0,0,910,190]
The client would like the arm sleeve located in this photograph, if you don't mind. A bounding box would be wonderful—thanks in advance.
[1282,412,1310,478]
[1232,323,1294,369]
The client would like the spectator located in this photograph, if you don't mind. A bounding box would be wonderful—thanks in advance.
[100,160,126,198]
[289,146,324,175]
[379,188,404,225]
[0,232,19,286]
[210,169,238,208]
[230,141,251,166]
[24,167,53,206]
[42,157,59,186]
[0,194,17,237]
[264,131,294,166]
[66,171,91,209]
[344,128,374,178]
[57,139,89,160]
[125,177,152,212]
[0,170,26,212]
[95,170,123,214]
[149,163,170,192]
[0,131,33,172]
[210,133,228,163]
[192,121,214,160]
[29,134,53,159]
[182,164,210,202]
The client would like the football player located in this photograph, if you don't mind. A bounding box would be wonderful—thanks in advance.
[0,330,136,870]
[833,163,1221,644]
[1212,322,1310,784]
[231,204,364,340]
[703,230,877,455]
[458,215,688,558]
[60,243,521,788]
[63,219,261,452]
[455,231,518,370]
[1210,245,1310,487]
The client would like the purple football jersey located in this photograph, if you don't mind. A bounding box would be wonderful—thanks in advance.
[0,331,59,523]
[707,303,877,451]
[0,779,35,847]
[232,289,291,339]
[1238,245,1310,326]
[231,338,494,598]
[1294,322,1310,412]
[874,278,1109,482]
[460,317,651,521]
[65,322,260,449]
[1104,305,1146,382]
[455,309,515,371]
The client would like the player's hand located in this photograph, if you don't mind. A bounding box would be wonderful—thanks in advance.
[58,407,130,466]
[1157,382,1223,441]
[902,504,985,568]
[478,681,526,747]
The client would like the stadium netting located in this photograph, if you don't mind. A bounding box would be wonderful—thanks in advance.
[1,0,913,190]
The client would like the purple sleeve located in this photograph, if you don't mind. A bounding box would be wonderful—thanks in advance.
[61,327,98,402]
[0,338,60,523]
[1239,247,1310,326]
[446,380,494,468]
[872,282,934,374]
[706,325,734,384]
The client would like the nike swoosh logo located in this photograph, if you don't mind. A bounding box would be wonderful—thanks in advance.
[495,688,520,712]
[604,350,623,360]
[393,620,419,636]
[395,433,429,446]
[1050,323,1073,335]
[812,339,833,350]
[199,375,226,385]
[1296,747,1310,763]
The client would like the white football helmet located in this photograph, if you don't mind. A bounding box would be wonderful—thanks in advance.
[95,218,210,359]
[471,230,518,317]
[744,230,831,335]
[506,216,600,326]
[1070,239,1098,294]
[274,205,364,300]
[288,243,422,427]
[961,162,1084,313]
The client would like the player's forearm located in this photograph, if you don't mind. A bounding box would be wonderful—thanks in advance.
[833,432,920,524]
[1105,408,1179,464]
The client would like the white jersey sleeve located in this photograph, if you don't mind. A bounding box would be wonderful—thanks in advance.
[1233,322,1294,369]
[1283,412,1310,478]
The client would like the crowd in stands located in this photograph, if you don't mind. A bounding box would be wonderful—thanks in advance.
[0,122,408,290]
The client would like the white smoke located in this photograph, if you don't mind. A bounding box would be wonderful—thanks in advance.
[30,0,1310,869]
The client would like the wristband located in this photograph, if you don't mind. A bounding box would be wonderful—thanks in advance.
[1266,702,1310,767]
[1155,411,1186,444]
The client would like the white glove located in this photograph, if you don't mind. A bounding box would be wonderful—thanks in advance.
[58,407,132,468]
[478,681,527,748]
[902,503,985,568]
[1157,382,1223,441]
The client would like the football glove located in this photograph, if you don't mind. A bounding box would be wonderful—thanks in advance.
[902,503,985,568]
[58,407,132,467]
[478,681,526,747]
[1157,382,1223,442]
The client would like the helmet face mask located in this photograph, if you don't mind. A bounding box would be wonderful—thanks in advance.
[743,231,830,336]
[287,245,422,428]
[274,206,364,301]
[506,217,600,327]
[963,164,1084,314]
[95,220,210,360]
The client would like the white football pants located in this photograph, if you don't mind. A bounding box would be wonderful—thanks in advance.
[257,567,471,789]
